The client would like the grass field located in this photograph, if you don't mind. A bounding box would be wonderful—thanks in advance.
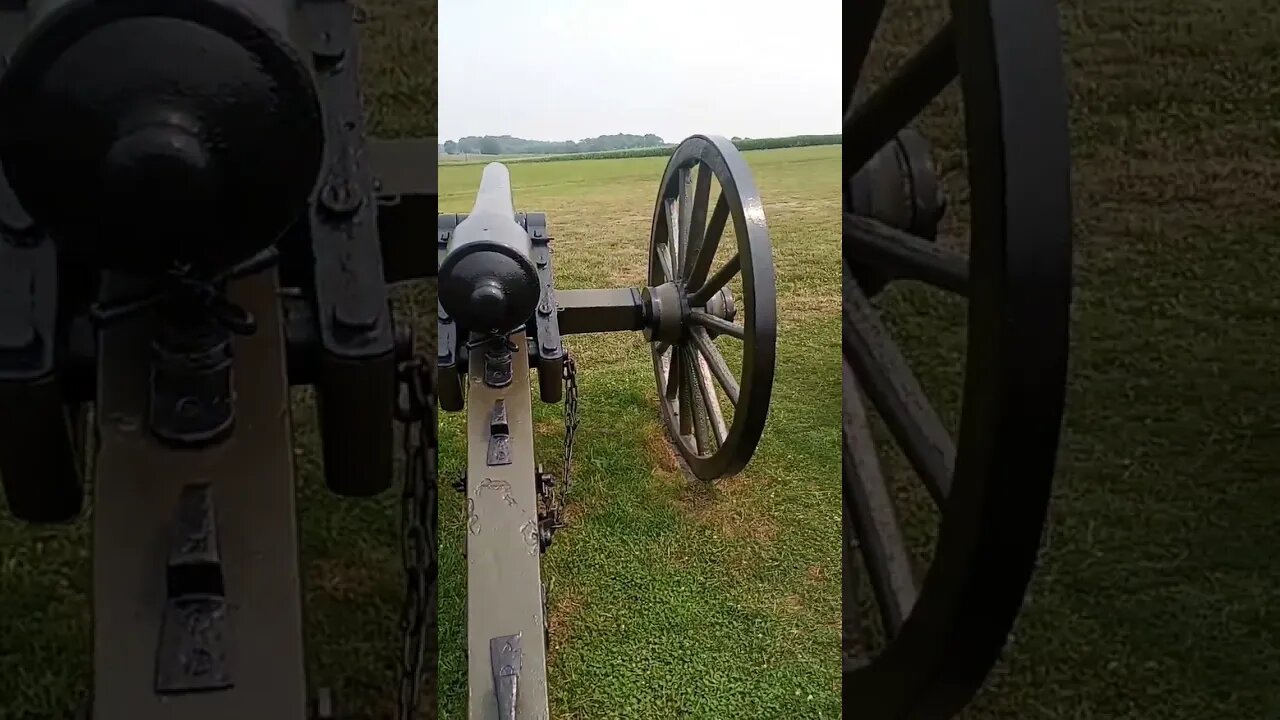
[861,2,1280,719]
[437,145,842,719]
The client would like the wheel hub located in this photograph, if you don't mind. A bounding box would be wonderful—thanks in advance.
[643,283,737,343]
[846,128,946,294]
[641,282,686,344]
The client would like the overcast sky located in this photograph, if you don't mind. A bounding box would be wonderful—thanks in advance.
[438,0,841,143]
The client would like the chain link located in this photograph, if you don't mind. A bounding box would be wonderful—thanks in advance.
[561,355,579,494]
[539,355,579,537]
[395,357,436,720]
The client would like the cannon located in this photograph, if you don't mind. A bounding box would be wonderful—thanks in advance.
[842,1,1072,717]
[0,1,437,718]
[439,135,777,718]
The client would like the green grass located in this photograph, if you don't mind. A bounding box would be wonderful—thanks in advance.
[438,144,842,720]
[857,2,1280,719]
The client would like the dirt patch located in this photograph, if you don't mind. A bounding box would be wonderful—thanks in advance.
[563,493,595,527]
[774,594,805,615]
[806,564,829,585]
[639,422,779,543]
[547,588,584,658]
[677,473,779,544]
[643,425,680,473]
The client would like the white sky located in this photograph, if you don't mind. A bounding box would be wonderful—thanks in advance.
[438,0,842,143]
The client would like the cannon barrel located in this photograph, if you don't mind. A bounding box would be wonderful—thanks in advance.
[439,163,540,335]
[0,0,324,276]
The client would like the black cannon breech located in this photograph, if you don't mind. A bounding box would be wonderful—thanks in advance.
[0,0,324,277]
[439,163,541,335]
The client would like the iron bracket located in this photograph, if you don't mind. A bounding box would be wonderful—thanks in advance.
[301,0,396,496]
[523,213,565,403]
[489,633,523,720]
[487,400,512,466]
[155,483,234,694]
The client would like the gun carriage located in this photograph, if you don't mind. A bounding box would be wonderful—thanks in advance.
[438,135,776,718]
[843,0,1072,717]
[0,1,437,717]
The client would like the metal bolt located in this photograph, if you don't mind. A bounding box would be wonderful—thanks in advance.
[321,180,362,216]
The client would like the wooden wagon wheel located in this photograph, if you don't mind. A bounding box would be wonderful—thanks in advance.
[646,135,777,481]
[843,1,1073,716]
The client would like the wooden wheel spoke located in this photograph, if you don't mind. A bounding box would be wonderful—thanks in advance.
[663,345,679,400]
[847,1,887,108]
[689,327,739,405]
[844,23,957,179]
[689,310,744,340]
[690,253,740,307]
[844,358,917,635]
[682,164,714,281]
[677,167,695,275]
[665,198,681,275]
[843,507,868,670]
[842,262,954,504]
[686,192,729,292]
[692,348,728,445]
[843,213,969,296]
[684,349,711,454]
[676,345,695,437]
[656,242,675,282]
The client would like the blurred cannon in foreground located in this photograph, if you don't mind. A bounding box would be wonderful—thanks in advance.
[0,1,437,717]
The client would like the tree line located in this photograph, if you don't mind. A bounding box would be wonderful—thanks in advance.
[439,133,667,156]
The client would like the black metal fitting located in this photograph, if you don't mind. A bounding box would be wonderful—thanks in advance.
[148,313,235,448]
[484,345,514,388]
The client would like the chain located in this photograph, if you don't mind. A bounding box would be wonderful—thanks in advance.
[561,355,579,494]
[538,354,579,542]
[395,356,436,720]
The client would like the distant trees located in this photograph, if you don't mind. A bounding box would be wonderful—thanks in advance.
[439,133,668,156]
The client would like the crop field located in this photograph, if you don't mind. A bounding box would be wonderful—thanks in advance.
[437,145,843,719]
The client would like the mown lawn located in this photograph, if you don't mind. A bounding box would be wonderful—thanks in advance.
[858,2,1280,718]
[437,145,843,719]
